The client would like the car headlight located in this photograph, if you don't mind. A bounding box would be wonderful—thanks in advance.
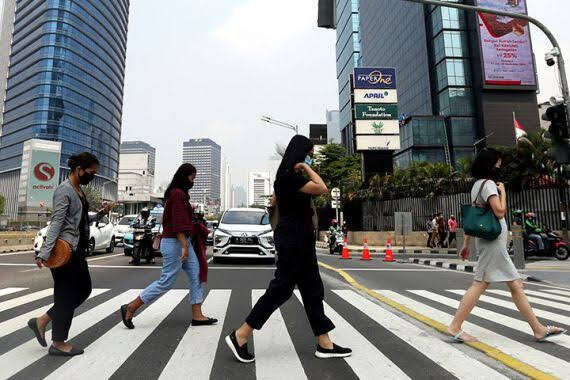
[259,232,274,248]
[214,230,230,247]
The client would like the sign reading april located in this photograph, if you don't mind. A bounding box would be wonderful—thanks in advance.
[355,104,398,120]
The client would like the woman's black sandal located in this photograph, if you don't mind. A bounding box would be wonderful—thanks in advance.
[120,304,135,329]
[27,318,47,347]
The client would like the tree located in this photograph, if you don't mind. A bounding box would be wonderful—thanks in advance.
[83,186,102,212]
[0,195,5,215]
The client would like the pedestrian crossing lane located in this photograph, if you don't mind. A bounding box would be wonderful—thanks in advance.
[0,289,52,312]
[0,287,27,297]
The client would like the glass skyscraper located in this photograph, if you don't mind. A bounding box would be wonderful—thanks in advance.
[0,0,130,181]
[336,0,360,154]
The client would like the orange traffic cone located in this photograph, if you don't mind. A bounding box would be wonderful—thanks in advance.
[384,238,394,262]
[341,237,351,259]
[361,238,371,260]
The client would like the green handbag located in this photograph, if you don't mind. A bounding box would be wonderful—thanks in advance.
[461,180,502,241]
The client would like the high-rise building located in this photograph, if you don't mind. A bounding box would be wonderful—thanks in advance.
[248,172,271,207]
[0,0,16,128]
[231,185,247,208]
[182,138,221,207]
[358,0,540,168]
[326,110,341,144]
[0,0,130,217]
[220,156,231,211]
[120,141,155,175]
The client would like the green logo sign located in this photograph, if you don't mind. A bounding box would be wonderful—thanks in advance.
[355,104,398,120]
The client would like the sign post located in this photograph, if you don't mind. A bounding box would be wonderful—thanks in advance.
[394,212,413,252]
[331,188,341,222]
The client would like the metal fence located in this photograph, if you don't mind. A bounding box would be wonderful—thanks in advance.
[363,185,569,232]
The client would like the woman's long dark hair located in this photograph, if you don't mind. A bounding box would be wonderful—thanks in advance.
[164,163,197,199]
[471,148,503,179]
[276,135,314,178]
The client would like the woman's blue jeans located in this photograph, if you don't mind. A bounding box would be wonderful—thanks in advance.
[140,237,204,305]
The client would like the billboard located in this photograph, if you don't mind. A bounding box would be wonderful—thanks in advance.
[18,139,61,210]
[476,0,536,88]
[354,68,397,89]
[354,89,398,104]
[356,135,401,151]
[355,120,400,135]
[355,104,399,120]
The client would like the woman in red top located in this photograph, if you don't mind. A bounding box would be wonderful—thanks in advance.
[120,164,217,328]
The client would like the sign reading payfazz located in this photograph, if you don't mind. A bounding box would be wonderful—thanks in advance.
[354,68,397,90]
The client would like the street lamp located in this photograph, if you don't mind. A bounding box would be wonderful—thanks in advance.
[261,115,299,134]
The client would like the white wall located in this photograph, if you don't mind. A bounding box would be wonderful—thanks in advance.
[248,172,271,206]
[118,153,154,202]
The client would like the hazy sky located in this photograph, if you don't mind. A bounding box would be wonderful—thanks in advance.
[120,0,569,190]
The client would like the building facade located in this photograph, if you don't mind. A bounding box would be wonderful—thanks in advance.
[248,172,271,207]
[182,138,221,207]
[326,109,341,144]
[0,0,130,217]
[359,0,539,168]
[231,185,247,209]
[220,156,231,212]
[120,140,155,175]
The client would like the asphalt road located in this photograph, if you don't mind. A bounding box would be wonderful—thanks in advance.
[0,247,568,379]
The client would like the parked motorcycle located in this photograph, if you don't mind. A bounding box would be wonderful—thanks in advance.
[328,231,344,255]
[508,222,569,261]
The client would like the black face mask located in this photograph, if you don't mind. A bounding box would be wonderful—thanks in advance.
[79,172,95,185]
[188,180,194,190]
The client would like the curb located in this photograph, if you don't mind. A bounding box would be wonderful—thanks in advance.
[316,243,456,255]
[407,258,544,282]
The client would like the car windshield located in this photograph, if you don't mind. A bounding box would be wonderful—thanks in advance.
[119,217,136,225]
[222,211,269,225]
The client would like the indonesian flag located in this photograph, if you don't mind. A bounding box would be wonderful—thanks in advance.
[514,112,527,140]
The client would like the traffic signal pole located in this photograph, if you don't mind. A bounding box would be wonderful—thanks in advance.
[396,0,570,131]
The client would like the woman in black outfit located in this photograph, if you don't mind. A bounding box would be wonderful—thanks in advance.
[225,135,352,363]
[29,153,112,356]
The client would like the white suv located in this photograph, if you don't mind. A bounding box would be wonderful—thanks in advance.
[212,208,275,262]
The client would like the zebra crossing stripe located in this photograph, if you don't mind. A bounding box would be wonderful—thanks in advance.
[514,289,570,304]
[486,289,570,311]
[376,290,565,379]
[0,289,52,312]
[409,290,570,350]
[539,288,570,297]
[158,290,231,380]
[0,289,109,339]
[253,290,307,380]
[293,290,410,380]
[0,288,27,297]
[448,290,570,326]
[334,290,509,380]
[0,289,141,379]
[44,289,187,379]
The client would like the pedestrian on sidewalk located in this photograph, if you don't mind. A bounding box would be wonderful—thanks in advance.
[448,148,566,343]
[120,163,217,329]
[447,215,458,248]
[225,135,351,363]
[426,216,435,248]
[29,153,113,356]
[437,213,447,248]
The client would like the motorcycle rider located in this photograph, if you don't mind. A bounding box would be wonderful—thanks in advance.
[130,208,156,264]
[328,219,341,253]
[525,213,545,252]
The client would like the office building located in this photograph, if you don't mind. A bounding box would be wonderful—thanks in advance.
[220,156,231,211]
[182,138,221,207]
[358,0,540,168]
[0,0,16,129]
[232,185,247,208]
[248,172,271,207]
[326,110,341,144]
[0,0,130,218]
[118,141,156,215]
[318,0,360,154]
[310,124,328,146]
[120,141,156,175]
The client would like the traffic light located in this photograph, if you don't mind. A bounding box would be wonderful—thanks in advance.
[542,104,569,164]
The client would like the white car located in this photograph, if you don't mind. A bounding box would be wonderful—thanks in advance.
[114,214,137,245]
[34,213,116,256]
[212,208,275,262]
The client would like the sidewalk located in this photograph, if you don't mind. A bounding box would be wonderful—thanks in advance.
[0,245,34,254]
[316,241,457,255]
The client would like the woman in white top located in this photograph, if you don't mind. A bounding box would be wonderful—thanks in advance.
[448,148,566,343]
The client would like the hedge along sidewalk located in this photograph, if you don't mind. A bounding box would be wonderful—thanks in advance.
[316,241,457,255]
[406,257,541,282]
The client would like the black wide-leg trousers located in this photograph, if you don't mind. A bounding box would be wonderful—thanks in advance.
[47,253,92,341]
[246,234,335,336]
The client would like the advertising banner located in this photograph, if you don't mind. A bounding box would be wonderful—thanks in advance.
[476,0,536,88]
[355,120,400,135]
[355,104,398,120]
[356,135,401,151]
[26,149,60,208]
[354,68,397,89]
[354,89,398,104]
